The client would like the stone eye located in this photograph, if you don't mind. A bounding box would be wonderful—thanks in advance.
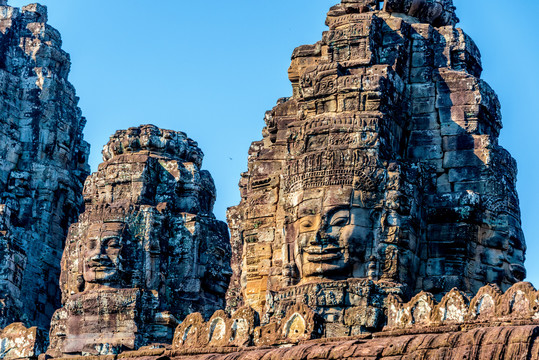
[106,238,121,249]
[88,239,98,250]
[330,217,348,227]
[300,220,313,229]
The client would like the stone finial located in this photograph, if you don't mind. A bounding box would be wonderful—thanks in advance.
[102,124,204,168]
[384,0,458,26]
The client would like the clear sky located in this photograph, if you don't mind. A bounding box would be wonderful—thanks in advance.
[7,0,539,284]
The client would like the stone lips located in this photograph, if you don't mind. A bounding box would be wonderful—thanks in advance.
[0,2,90,329]
[227,0,525,339]
[47,125,232,356]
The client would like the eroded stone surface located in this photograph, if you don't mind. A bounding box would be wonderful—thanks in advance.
[0,3,90,329]
[0,322,47,359]
[226,0,525,336]
[47,125,231,356]
[385,283,539,330]
[41,323,539,360]
[169,282,539,352]
[169,325,539,360]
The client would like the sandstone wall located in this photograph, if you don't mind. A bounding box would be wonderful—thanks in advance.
[0,3,90,329]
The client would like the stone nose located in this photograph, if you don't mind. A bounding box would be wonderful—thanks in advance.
[311,229,329,245]
[91,253,107,261]
[97,240,108,254]
[222,268,233,277]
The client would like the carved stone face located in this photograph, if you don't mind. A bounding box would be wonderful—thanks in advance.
[204,244,233,296]
[82,222,125,287]
[293,206,371,282]
[507,228,526,283]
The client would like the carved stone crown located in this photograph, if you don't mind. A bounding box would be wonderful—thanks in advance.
[284,150,379,192]
[80,203,130,223]
[285,168,378,193]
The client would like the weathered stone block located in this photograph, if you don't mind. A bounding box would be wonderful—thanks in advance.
[436,173,451,193]
[410,66,432,83]
[409,144,443,160]
[412,96,436,114]
[409,130,442,147]
[412,113,440,130]
[411,50,432,68]
[454,180,485,193]
[443,149,485,168]
[410,83,436,98]
[448,167,481,183]
[0,323,47,359]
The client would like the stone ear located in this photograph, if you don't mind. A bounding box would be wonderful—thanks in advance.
[76,274,84,293]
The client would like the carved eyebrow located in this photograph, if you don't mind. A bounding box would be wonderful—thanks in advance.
[325,207,349,219]
[103,236,120,241]
[330,213,349,220]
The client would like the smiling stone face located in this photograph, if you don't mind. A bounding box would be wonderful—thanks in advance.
[289,189,374,283]
[295,209,353,280]
[82,222,126,288]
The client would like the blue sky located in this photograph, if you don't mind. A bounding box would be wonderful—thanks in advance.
[7,0,539,285]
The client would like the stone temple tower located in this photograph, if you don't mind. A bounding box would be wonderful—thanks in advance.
[0,3,90,329]
[226,0,525,336]
[48,125,231,356]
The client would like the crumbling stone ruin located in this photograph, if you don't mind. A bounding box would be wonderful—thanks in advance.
[0,0,535,359]
[226,0,525,338]
[45,125,231,356]
[0,2,89,329]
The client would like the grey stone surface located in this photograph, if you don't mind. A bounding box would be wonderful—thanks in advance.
[0,3,90,329]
